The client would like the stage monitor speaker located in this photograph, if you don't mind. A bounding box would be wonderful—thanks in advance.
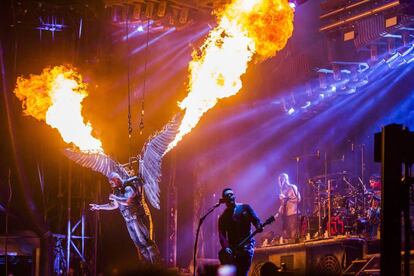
[252,238,365,275]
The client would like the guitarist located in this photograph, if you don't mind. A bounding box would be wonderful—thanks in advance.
[218,188,263,276]
[278,173,301,241]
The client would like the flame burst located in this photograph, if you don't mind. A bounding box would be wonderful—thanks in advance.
[168,0,294,150]
[14,65,103,152]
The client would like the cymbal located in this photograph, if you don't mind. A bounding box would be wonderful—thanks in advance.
[309,171,349,181]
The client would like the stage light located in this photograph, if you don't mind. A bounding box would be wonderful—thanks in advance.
[318,72,328,89]
[387,36,396,54]
[37,16,67,40]
[145,2,155,19]
[406,55,414,64]
[37,16,66,32]
[301,101,311,109]
[121,5,129,22]
[385,16,398,28]
[289,2,296,9]
[287,108,295,115]
[132,4,141,20]
[179,7,189,24]
[370,44,378,62]
[341,87,357,95]
[111,5,122,23]
[343,30,355,41]
[137,25,144,32]
[157,0,167,17]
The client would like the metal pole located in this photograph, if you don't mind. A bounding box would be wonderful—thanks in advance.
[361,144,366,213]
[327,180,331,238]
[361,144,365,185]
[296,157,300,241]
[82,180,85,259]
[317,182,322,237]
[166,153,177,267]
[5,169,12,276]
[93,180,101,276]
[66,162,72,274]
[323,151,328,237]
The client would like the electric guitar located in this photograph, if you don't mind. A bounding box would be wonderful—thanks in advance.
[218,215,276,264]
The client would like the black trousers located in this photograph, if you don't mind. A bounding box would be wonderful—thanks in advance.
[233,248,254,276]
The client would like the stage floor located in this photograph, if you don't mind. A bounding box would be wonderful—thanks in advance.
[250,236,379,275]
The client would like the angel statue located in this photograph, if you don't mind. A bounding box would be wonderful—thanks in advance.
[64,114,182,264]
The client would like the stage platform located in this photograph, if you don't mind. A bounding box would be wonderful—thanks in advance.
[250,236,377,275]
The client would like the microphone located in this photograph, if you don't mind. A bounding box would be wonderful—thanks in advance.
[214,198,226,207]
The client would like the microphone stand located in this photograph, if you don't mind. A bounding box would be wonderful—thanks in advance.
[193,202,221,276]
[5,169,12,276]
[293,150,319,241]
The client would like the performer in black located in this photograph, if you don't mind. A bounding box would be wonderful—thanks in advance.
[218,188,262,276]
[89,172,161,264]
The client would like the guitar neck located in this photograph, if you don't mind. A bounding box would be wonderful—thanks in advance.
[236,216,275,248]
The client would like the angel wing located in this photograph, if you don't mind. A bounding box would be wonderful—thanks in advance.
[139,113,182,209]
[63,148,130,180]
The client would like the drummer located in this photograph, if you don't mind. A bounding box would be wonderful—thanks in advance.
[368,174,381,199]
[367,175,381,238]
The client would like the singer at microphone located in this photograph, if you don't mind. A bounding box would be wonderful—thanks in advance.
[218,188,262,276]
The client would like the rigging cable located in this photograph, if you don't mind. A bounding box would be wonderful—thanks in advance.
[140,19,153,238]
[139,19,150,135]
[125,9,133,163]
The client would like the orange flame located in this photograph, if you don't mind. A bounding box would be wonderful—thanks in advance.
[14,65,103,152]
[168,0,294,150]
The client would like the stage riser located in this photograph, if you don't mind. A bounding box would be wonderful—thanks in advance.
[251,238,366,275]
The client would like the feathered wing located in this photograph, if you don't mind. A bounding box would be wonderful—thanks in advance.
[63,148,129,179]
[139,113,182,209]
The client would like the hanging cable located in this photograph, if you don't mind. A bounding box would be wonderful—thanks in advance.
[139,19,150,135]
[125,8,133,163]
[139,20,153,237]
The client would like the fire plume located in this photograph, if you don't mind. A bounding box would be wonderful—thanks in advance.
[169,0,293,149]
[168,0,294,150]
[14,65,103,152]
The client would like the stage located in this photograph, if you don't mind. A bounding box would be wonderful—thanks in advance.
[252,236,376,275]
[1,0,414,275]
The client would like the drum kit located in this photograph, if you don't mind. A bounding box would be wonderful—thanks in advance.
[303,172,381,238]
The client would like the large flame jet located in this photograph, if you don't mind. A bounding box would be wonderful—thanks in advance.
[14,65,181,209]
[168,0,294,150]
